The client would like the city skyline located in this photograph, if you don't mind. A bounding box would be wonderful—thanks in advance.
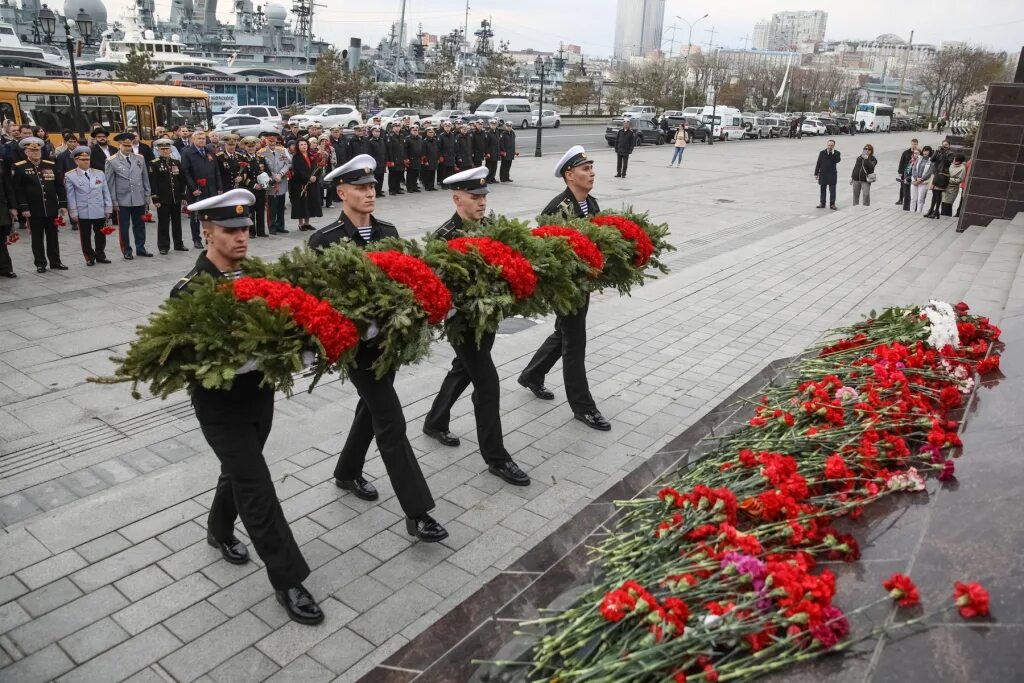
[94,0,1023,56]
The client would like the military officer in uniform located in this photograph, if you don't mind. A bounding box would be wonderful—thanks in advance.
[483,119,500,183]
[518,145,610,431]
[105,132,153,259]
[180,130,222,249]
[309,154,447,543]
[216,134,243,190]
[385,122,406,196]
[0,156,18,278]
[148,138,188,254]
[64,146,113,265]
[13,137,68,273]
[240,136,270,238]
[171,188,323,625]
[423,166,530,486]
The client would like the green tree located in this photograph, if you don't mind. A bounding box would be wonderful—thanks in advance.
[422,41,459,109]
[116,49,161,84]
[558,70,593,114]
[380,83,430,108]
[337,62,380,109]
[306,47,345,103]
[470,40,519,105]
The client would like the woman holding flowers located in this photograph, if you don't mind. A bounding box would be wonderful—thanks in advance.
[289,138,321,230]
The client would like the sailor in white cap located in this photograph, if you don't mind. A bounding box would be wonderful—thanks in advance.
[13,136,68,273]
[170,187,324,626]
[422,165,532,486]
[517,144,610,432]
[64,144,113,266]
[309,154,448,543]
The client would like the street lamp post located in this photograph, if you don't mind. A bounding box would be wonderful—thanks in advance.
[707,73,724,146]
[38,5,93,137]
[676,13,708,110]
[534,56,548,157]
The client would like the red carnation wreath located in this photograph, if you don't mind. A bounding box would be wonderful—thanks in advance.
[448,236,538,301]
[366,251,452,324]
[591,215,654,267]
[231,277,359,363]
[532,225,605,272]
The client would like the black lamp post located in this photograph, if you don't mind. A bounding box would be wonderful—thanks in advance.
[534,56,549,157]
[38,5,92,136]
[801,87,809,113]
[707,73,725,145]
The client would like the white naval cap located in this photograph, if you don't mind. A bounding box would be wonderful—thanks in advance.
[187,188,256,229]
[442,165,489,195]
[554,145,591,178]
[324,153,377,185]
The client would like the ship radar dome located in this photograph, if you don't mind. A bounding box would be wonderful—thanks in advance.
[64,0,107,25]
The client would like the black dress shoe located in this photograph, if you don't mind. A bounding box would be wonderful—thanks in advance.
[614,173,621,178]
[174,244,189,251]
[50,263,69,270]
[816,204,825,209]
[193,239,203,249]
[206,532,250,564]
[423,427,460,447]
[276,228,290,234]
[575,411,611,431]
[1,271,17,278]
[86,258,96,266]
[275,584,324,625]
[489,460,530,486]
[36,266,47,273]
[405,514,449,542]
[517,376,554,400]
[96,256,111,264]
[123,252,134,260]
[830,205,838,210]
[137,249,154,257]
[159,248,169,255]
[335,476,379,501]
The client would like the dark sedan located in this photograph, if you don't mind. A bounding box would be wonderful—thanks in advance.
[605,118,666,146]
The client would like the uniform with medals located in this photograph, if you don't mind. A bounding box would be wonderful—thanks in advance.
[310,155,446,542]
[13,137,68,272]
[148,138,187,253]
[240,136,270,238]
[64,146,113,265]
[173,188,322,625]
[423,167,530,486]
[216,135,243,190]
[519,146,609,431]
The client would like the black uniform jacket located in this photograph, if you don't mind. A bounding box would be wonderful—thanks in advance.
[149,156,185,204]
[499,130,516,158]
[434,211,465,241]
[405,135,426,170]
[217,150,243,190]
[541,187,600,219]
[455,133,473,170]
[308,211,399,251]
[13,159,66,216]
[367,136,387,169]
[438,132,456,168]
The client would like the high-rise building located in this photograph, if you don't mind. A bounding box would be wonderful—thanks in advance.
[752,20,770,50]
[766,10,827,51]
[613,0,667,60]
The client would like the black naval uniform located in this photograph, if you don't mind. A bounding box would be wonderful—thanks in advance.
[216,148,243,191]
[437,129,456,183]
[499,129,516,182]
[170,253,310,591]
[367,135,388,197]
[0,159,15,276]
[309,213,435,518]
[148,155,186,252]
[520,189,601,415]
[424,212,514,468]
[240,152,270,237]
[404,134,425,193]
[386,132,407,195]
[455,131,473,172]
[13,157,67,270]
[483,127,500,183]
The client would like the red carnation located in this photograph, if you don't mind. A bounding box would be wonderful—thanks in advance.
[197,178,207,187]
[448,237,538,301]
[953,581,990,619]
[883,573,920,607]
[100,225,115,236]
[7,231,19,245]
[532,225,604,272]
[977,355,1000,374]
[366,251,452,324]
[939,385,962,409]
[590,214,655,267]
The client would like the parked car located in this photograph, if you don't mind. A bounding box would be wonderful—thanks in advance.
[661,110,687,128]
[530,109,561,128]
[214,115,271,138]
[763,117,786,138]
[801,118,827,136]
[475,98,534,128]
[817,116,842,135]
[212,105,283,128]
[376,107,421,129]
[683,116,710,142]
[620,104,656,120]
[831,116,855,134]
[605,117,666,146]
[287,103,362,130]
[741,114,772,139]
[421,109,467,127]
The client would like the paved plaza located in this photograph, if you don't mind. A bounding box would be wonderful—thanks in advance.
[1,130,1013,682]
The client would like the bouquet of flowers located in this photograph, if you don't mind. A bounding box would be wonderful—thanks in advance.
[92,275,359,400]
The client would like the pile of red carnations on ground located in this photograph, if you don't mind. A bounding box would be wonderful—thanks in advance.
[516,301,1001,683]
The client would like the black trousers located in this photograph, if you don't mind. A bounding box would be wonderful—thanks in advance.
[323,183,333,209]
[499,160,513,182]
[334,343,435,517]
[485,159,498,182]
[201,389,310,591]
[438,166,453,184]
[0,225,12,274]
[420,167,436,190]
[269,195,286,232]
[405,168,420,191]
[190,213,202,242]
[29,215,61,269]
[388,167,403,194]
[520,295,597,415]
[156,205,183,251]
[819,182,837,206]
[77,217,107,261]
[250,191,267,236]
[616,154,630,176]
[425,331,510,466]
[897,176,906,203]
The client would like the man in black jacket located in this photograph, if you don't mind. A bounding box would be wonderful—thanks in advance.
[483,119,501,183]
[404,125,425,192]
[180,131,222,249]
[437,121,457,184]
[813,139,841,210]
[896,138,918,205]
[455,123,473,172]
[310,155,447,544]
[0,157,17,278]
[148,138,188,254]
[421,127,440,191]
[172,188,323,626]
[367,126,387,197]
[13,137,68,273]
[498,122,517,182]
[385,122,406,195]
[613,120,636,178]
[471,121,486,166]
[89,128,114,171]
[518,145,609,432]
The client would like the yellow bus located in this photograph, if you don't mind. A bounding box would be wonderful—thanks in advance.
[0,77,212,146]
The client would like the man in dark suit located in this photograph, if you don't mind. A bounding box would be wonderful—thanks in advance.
[613,120,636,178]
[814,139,841,210]
[89,128,114,171]
[180,131,222,249]
[518,145,610,432]
[896,138,919,205]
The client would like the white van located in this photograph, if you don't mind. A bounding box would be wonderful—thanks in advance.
[475,98,534,128]
[700,106,744,141]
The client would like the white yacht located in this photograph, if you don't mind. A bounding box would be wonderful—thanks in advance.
[97,27,216,68]
[0,22,68,64]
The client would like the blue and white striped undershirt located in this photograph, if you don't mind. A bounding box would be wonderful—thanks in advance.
[357,226,373,241]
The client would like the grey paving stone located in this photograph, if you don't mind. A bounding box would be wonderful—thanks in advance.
[416,560,476,598]
[159,612,271,683]
[120,500,206,544]
[208,647,280,683]
[304,547,381,602]
[0,492,42,526]
[17,577,84,618]
[0,643,74,683]
[0,600,31,633]
[500,506,554,535]
[199,550,260,588]
[332,575,395,613]
[359,529,413,562]
[206,569,272,617]
[295,539,341,571]
[69,538,171,592]
[158,540,219,580]
[8,585,129,654]
[370,543,453,592]
[163,600,228,644]
[263,654,334,683]
[0,575,28,606]
[447,525,526,576]
[255,598,355,666]
[157,520,206,552]
[114,564,176,602]
[90,458,140,486]
[57,616,130,664]
[57,469,110,499]
[74,532,131,564]
[15,550,88,591]
[56,624,182,683]
[249,594,291,631]
[319,506,402,553]
[307,626,375,676]
[347,583,441,646]
[146,438,198,465]
[122,667,168,683]
[114,573,220,635]
[119,448,172,473]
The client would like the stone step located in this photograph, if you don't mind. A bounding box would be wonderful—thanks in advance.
[961,218,1024,319]
[870,212,963,305]
[928,221,1007,304]
[901,225,983,304]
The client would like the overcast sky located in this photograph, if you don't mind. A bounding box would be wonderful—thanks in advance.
[110,0,1022,56]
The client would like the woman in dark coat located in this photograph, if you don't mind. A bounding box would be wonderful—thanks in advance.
[289,139,322,229]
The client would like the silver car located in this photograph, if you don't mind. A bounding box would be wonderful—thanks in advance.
[214,115,277,138]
